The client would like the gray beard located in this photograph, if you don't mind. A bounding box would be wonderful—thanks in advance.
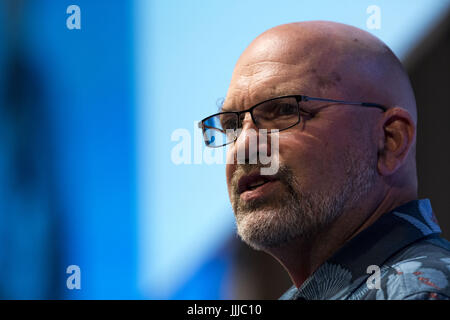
[230,149,376,251]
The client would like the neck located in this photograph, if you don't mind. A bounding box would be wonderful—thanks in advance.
[264,188,417,288]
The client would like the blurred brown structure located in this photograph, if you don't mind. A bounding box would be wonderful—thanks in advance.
[227,7,450,299]
[406,9,450,241]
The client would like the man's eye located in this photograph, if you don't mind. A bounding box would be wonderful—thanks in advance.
[221,118,236,130]
[276,103,297,116]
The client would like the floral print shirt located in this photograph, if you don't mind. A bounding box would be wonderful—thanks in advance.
[279,199,450,300]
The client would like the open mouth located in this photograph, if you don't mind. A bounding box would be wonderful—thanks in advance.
[246,180,269,191]
[237,172,278,194]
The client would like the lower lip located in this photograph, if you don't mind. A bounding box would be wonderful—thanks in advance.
[240,180,280,202]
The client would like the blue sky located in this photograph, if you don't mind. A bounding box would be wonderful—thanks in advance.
[135,0,450,298]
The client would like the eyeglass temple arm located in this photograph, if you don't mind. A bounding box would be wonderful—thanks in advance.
[198,121,227,134]
[302,96,387,111]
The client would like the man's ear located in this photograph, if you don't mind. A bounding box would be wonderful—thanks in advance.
[377,107,416,176]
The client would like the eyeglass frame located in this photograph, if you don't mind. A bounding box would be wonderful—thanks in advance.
[198,94,388,148]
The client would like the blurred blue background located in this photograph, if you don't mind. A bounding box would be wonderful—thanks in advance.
[0,0,449,299]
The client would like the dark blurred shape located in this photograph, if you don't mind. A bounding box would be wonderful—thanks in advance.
[226,237,292,299]
[0,0,61,299]
[406,8,450,240]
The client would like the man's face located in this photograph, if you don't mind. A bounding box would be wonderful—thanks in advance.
[224,58,379,251]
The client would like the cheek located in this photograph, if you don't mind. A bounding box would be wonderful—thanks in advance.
[226,163,234,185]
[278,131,342,186]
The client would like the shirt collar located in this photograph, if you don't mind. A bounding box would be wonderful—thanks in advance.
[281,199,441,300]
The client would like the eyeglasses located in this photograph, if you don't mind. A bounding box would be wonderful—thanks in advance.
[198,94,387,148]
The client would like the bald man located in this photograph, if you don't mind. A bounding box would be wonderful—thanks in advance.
[199,21,450,300]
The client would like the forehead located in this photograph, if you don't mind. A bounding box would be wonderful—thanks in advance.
[223,58,343,112]
[223,61,316,111]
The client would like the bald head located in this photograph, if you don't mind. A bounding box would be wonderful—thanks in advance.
[228,21,416,123]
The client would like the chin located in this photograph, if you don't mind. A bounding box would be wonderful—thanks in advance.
[236,207,295,250]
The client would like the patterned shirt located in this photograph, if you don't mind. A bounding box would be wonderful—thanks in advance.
[279,199,450,300]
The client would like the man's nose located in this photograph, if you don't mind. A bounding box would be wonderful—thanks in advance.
[234,113,272,164]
